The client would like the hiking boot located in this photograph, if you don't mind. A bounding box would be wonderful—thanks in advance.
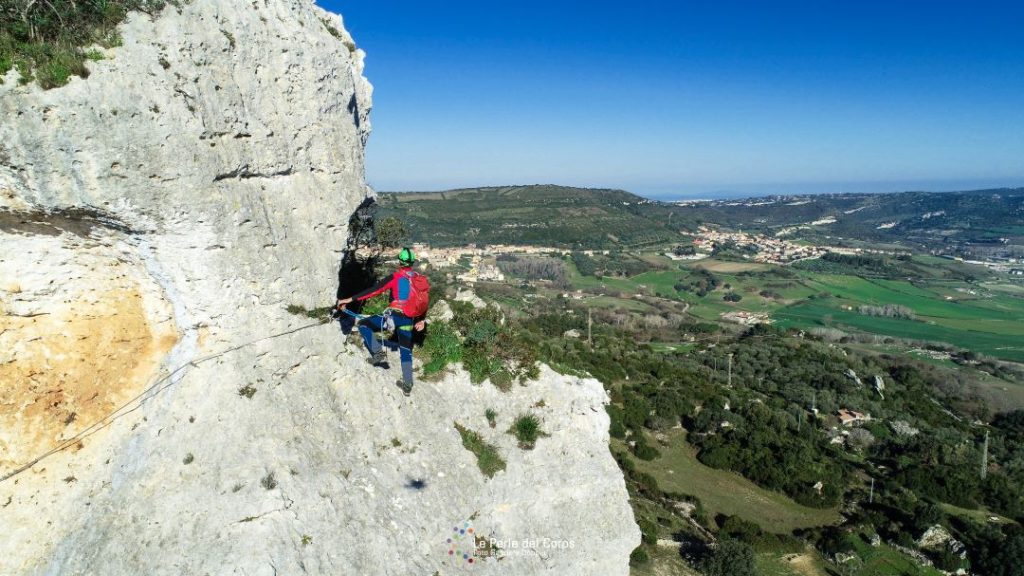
[396,379,413,397]
[366,350,387,367]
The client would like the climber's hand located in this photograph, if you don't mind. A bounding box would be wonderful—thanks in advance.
[414,320,426,331]
[337,297,352,309]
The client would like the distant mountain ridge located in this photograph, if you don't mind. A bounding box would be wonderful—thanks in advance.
[380,185,1024,252]
[378,184,680,249]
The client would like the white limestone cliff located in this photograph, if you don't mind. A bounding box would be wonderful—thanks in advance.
[0,1,639,574]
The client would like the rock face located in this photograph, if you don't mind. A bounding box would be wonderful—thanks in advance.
[0,2,638,575]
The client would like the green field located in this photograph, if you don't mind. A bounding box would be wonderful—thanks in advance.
[568,263,644,294]
[973,374,1024,413]
[647,342,697,354]
[939,502,1017,525]
[800,275,1024,325]
[628,430,842,534]
[567,252,1024,362]
[775,274,1024,362]
[756,552,829,576]
[843,532,945,576]
[632,270,687,296]
[630,545,700,576]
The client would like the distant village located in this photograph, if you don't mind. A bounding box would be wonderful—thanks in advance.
[692,226,828,264]
[409,217,1024,292]
[691,226,904,265]
[412,243,611,284]
[412,225,908,284]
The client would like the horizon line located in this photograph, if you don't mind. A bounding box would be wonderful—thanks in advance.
[376,181,1024,202]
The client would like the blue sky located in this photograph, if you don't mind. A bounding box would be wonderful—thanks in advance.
[317,1,1024,198]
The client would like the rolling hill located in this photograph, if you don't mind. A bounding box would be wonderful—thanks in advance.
[379,185,1024,256]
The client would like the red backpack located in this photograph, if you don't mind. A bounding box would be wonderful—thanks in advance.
[396,270,430,317]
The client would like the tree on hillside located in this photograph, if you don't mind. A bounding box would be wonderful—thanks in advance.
[698,538,757,576]
[375,217,409,249]
[975,530,1024,576]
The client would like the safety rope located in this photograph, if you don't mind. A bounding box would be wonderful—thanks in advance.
[339,307,397,353]
[0,307,774,484]
[0,315,332,484]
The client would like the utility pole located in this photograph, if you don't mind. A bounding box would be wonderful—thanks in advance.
[981,430,990,480]
[812,392,817,414]
[727,353,733,387]
[587,308,593,349]
[869,477,875,504]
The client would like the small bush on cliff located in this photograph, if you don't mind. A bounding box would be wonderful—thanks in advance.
[1,0,178,89]
[454,422,505,478]
[420,302,539,389]
[285,304,334,319]
[628,546,649,566]
[509,413,546,450]
[421,320,463,376]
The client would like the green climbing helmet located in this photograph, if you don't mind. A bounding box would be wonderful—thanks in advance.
[398,246,415,264]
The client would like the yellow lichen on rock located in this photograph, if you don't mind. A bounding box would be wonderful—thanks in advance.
[0,217,178,472]
[0,287,177,468]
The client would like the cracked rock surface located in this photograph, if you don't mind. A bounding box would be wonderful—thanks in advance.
[0,1,638,574]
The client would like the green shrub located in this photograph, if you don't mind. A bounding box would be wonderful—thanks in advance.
[628,546,649,566]
[421,320,463,376]
[454,303,539,385]
[467,319,499,345]
[638,518,658,545]
[319,17,342,39]
[375,216,408,248]
[607,405,627,439]
[698,538,757,576]
[509,413,545,450]
[632,433,661,461]
[285,303,334,319]
[454,422,506,478]
[38,59,73,88]
[634,471,660,497]
[0,1,176,89]
[463,345,504,382]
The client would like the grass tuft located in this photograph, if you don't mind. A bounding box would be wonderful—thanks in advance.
[220,29,235,49]
[421,321,462,376]
[509,413,546,450]
[454,422,505,478]
[320,17,341,39]
[286,303,334,319]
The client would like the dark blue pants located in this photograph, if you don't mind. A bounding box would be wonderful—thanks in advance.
[358,313,414,386]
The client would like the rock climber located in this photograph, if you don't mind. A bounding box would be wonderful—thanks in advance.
[337,247,429,396]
